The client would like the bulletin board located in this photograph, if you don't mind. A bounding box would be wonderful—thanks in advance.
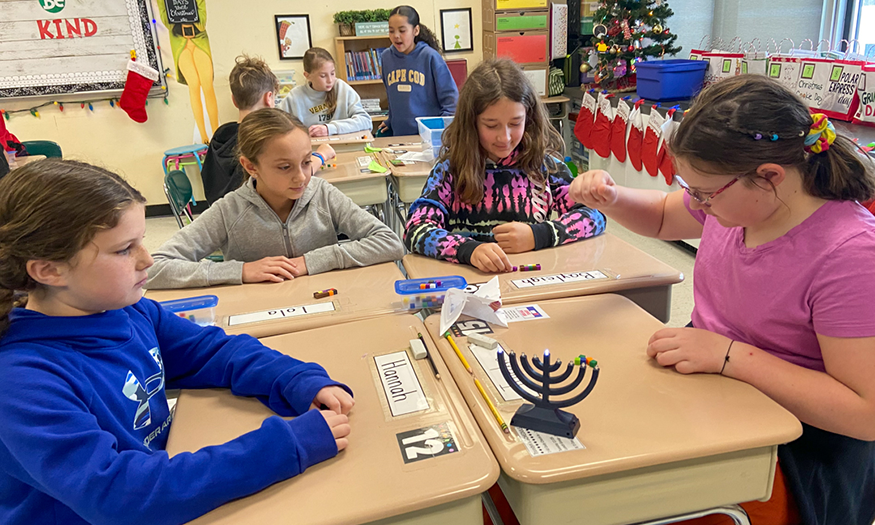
[0,0,164,99]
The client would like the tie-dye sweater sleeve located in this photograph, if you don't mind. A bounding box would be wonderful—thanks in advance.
[530,161,607,250]
[404,160,483,264]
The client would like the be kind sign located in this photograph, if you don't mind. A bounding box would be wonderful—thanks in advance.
[0,0,161,97]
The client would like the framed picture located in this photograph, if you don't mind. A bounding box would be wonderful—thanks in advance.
[440,8,473,54]
[275,15,311,60]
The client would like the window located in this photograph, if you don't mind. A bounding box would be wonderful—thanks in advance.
[848,0,875,57]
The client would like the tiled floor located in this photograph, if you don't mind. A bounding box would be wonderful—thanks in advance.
[144,215,696,327]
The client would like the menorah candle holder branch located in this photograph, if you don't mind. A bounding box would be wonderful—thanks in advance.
[497,348,600,438]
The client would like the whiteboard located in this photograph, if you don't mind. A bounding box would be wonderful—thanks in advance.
[0,0,163,98]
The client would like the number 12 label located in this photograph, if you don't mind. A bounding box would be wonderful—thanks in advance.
[395,422,459,464]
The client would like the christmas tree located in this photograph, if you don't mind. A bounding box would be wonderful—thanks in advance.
[589,0,681,86]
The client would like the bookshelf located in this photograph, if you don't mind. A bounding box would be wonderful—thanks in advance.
[335,35,391,128]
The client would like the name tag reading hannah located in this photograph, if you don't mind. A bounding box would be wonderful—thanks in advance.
[511,270,609,289]
[227,302,336,326]
[374,351,429,416]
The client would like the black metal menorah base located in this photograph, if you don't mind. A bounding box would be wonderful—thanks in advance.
[511,405,580,439]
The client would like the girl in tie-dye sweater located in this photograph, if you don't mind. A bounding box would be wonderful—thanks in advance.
[404,59,606,273]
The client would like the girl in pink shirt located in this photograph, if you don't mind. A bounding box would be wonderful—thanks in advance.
[570,75,875,525]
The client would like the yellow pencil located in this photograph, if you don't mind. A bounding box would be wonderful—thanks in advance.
[445,333,473,374]
[474,377,510,434]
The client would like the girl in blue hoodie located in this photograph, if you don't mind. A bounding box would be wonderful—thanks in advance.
[0,159,354,525]
[379,5,458,136]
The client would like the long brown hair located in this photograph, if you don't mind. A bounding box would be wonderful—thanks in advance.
[671,74,875,201]
[303,47,338,117]
[237,108,308,178]
[0,159,146,336]
[442,58,563,204]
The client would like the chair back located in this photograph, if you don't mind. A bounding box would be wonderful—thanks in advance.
[20,140,62,158]
[164,169,194,228]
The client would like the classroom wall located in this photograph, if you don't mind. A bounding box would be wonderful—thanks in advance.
[3,0,480,207]
[711,0,824,51]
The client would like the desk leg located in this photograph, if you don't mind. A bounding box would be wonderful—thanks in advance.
[633,505,750,525]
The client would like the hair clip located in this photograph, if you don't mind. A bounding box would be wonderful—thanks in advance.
[770,134,779,141]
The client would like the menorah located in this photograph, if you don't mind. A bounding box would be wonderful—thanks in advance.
[497,348,600,438]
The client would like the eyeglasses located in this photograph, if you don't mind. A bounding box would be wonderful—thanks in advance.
[673,175,739,207]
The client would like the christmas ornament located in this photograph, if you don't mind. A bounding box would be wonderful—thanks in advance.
[610,44,620,54]
[652,24,663,33]
[119,60,159,123]
[597,42,609,52]
[613,59,627,78]
[622,19,631,39]
[608,25,621,37]
[580,63,592,73]
[627,45,635,52]
[593,24,608,38]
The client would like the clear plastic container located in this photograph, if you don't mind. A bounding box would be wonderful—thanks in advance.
[159,295,219,326]
[394,275,467,310]
[416,116,454,157]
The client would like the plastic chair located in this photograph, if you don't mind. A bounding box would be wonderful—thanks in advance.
[164,169,194,229]
[21,140,62,158]
[163,144,208,206]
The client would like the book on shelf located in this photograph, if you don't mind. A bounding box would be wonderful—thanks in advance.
[345,48,387,81]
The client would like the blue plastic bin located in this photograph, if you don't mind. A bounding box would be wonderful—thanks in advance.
[635,59,707,102]
[394,275,467,310]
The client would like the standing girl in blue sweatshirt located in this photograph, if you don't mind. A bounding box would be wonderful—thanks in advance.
[279,47,372,136]
[0,159,354,525]
[404,59,606,272]
[379,5,458,136]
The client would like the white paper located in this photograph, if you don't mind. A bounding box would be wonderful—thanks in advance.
[227,301,335,326]
[470,343,537,402]
[374,351,429,416]
[396,149,435,163]
[511,270,608,289]
[515,427,585,457]
[439,277,507,336]
[499,304,550,323]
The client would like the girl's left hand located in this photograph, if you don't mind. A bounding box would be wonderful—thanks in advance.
[493,222,535,253]
[646,327,732,374]
[315,144,336,162]
[309,124,329,137]
[311,386,355,415]
[289,256,308,277]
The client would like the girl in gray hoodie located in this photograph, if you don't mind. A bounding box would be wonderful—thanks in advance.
[147,108,403,289]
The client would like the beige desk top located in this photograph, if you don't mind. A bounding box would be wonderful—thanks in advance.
[373,135,435,179]
[166,314,499,525]
[424,294,802,485]
[317,149,389,184]
[146,263,405,338]
[542,95,570,104]
[403,233,684,304]
[9,154,47,169]
[311,129,374,147]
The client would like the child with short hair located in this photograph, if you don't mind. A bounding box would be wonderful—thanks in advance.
[379,5,458,136]
[279,47,372,137]
[404,58,606,273]
[148,108,404,289]
[570,75,875,525]
[0,159,354,525]
[201,54,278,205]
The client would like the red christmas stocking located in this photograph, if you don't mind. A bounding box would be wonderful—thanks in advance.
[658,109,679,185]
[610,99,630,163]
[120,60,160,123]
[642,106,665,177]
[627,100,645,172]
[573,90,597,150]
[591,94,614,158]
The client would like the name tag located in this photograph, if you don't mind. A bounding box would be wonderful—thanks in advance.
[227,301,336,326]
[397,84,412,92]
[511,270,608,289]
[374,351,429,416]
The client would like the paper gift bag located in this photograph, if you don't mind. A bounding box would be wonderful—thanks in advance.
[852,64,875,128]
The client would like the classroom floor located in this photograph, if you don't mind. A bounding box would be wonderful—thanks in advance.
[143,216,696,327]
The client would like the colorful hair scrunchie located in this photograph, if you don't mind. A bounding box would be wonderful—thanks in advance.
[804,113,836,154]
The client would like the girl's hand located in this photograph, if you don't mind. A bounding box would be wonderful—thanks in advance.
[493,222,535,253]
[378,122,388,132]
[309,124,329,137]
[311,386,355,415]
[315,144,336,162]
[646,327,733,374]
[289,256,308,277]
[569,170,619,209]
[317,410,351,452]
[471,244,513,273]
[242,256,298,283]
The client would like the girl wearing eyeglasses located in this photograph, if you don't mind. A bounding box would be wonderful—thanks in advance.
[570,75,875,525]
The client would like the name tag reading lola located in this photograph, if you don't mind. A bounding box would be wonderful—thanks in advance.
[227,301,336,326]
[374,351,429,416]
[511,270,609,289]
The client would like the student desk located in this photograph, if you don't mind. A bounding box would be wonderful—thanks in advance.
[403,233,684,322]
[145,262,405,338]
[312,129,375,153]
[8,154,47,170]
[424,295,802,525]
[370,136,435,234]
[318,149,391,220]
[165,314,500,525]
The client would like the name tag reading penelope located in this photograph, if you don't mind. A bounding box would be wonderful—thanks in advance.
[511,270,609,289]
[374,351,429,416]
[227,302,336,326]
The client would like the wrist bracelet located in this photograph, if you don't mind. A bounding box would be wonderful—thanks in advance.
[311,151,325,166]
[720,340,734,375]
